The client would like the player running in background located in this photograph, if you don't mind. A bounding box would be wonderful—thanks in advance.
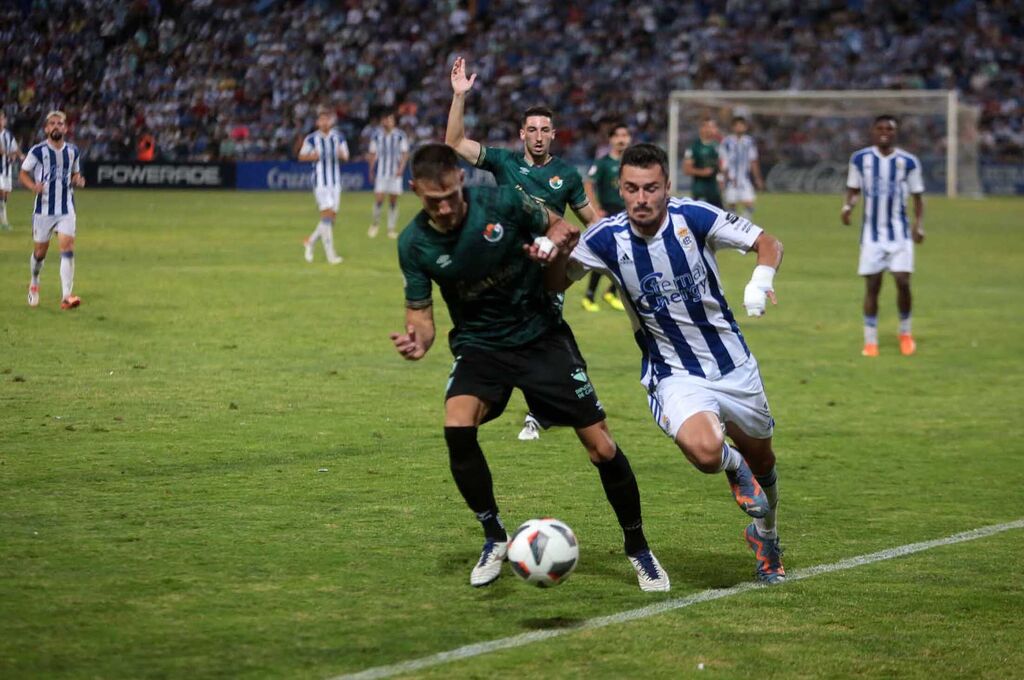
[366,109,409,239]
[446,55,598,442]
[299,108,349,264]
[390,144,670,592]
[580,122,629,313]
[683,118,723,208]
[721,116,763,220]
[1,110,24,231]
[536,143,787,584]
[20,110,86,309]
[841,114,925,357]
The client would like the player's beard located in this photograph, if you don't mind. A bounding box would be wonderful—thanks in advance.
[48,130,64,141]
[629,203,665,233]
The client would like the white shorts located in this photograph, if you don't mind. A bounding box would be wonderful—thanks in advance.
[858,239,913,275]
[32,213,77,243]
[0,174,12,192]
[374,175,403,195]
[314,186,341,212]
[725,185,756,205]
[648,357,774,440]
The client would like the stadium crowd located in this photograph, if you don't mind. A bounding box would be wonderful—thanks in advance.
[1,0,1021,164]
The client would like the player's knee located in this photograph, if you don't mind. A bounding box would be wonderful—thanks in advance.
[676,430,725,474]
[584,436,617,463]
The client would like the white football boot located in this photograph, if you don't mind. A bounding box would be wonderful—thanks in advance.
[470,539,508,587]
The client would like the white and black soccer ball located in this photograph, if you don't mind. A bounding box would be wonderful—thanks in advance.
[507,518,579,587]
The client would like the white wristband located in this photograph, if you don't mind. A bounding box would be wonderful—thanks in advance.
[750,265,776,290]
[842,203,853,212]
[533,236,555,256]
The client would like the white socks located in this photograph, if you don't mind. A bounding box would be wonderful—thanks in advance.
[899,313,912,335]
[30,253,44,285]
[318,219,337,257]
[60,251,75,298]
[371,202,382,227]
[387,203,399,233]
[864,315,879,345]
[0,199,7,225]
[718,443,743,473]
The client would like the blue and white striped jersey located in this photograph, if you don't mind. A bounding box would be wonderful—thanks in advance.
[369,128,409,179]
[569,198,761,386]
[721,134,758,190]
[847,146,924,245]
[21,141,81,216]
[300,129,350,189]
[1,128,20,178]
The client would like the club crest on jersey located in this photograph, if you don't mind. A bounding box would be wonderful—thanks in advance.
[677,227,695,249]
[548,176,563,190]
[483,223,504,243]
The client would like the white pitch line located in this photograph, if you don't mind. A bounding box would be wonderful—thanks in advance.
[331,518,1024,680]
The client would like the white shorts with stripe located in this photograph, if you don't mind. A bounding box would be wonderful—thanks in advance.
[314,186,341,212]
[32,213,77,243]
[858,239,913,275]
[648,356,774,440]
[373,175,403,195]
[0,174,12,192]
[725,184,756,205]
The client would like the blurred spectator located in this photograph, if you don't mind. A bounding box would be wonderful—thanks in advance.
[0,0,1019,165]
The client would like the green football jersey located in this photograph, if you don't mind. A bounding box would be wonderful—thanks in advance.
[398,185,558,353]
[686,138,721,199]
[587,154,624,214]
[476,146,588,217]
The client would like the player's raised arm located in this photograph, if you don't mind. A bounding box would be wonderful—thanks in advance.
[390,305,436,361]
[445,57,483,165]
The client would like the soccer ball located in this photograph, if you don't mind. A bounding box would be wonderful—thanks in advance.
[507,518,579,587]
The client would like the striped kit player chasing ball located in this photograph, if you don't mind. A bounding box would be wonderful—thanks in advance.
[20,110,85,309]
[536,143,787,584]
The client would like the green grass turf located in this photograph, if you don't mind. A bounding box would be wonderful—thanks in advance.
[1,189,1022,679]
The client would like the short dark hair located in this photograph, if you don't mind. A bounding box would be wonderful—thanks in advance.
[732,116,747,125]
[411,143,460,182]
[620,143,668,179]
[521,105,554,127]
[874,114,898,126]
[607,122,629,138]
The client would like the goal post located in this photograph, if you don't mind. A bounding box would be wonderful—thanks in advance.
[667,90,982,199]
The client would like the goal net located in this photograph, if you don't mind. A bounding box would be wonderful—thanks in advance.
[668,90,982,198]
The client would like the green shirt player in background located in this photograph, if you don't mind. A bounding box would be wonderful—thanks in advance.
[581,122,630,313]
[390,144,670,592]
[446,55,598,442]
[683,118,724,208]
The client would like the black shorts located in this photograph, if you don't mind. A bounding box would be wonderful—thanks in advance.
[445,322,606,429]
[692,188,723,208]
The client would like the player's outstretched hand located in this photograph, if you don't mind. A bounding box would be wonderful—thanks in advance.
[390,325,426,360]
[451,56,477,95]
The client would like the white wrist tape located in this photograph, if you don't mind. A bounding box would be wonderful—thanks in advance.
[534,236,556,256]
[750,265,776,291]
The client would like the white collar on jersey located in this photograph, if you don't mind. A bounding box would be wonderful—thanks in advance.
[872,145,899,158]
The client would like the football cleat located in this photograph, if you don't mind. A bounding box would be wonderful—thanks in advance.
[517,414,541,441]
[726,459,769,518]
[581,297,600,312]
[862,343,879,357]
[60,295,81,310]
[326,254,343,265]
[367,224,379,238]
[387,230,398,239]
[470,539,508,587]
[603,291,625,311]
[628,549,671,592]
[27,284,40,307]
[899,333,916,356]
[745,523,786,584]
[303,239,314,263]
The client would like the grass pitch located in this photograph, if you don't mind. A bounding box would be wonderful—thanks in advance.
[1,188,1022,679]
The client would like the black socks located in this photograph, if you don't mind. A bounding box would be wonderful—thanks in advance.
[593,447,648,555]
[445,426,506,541]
